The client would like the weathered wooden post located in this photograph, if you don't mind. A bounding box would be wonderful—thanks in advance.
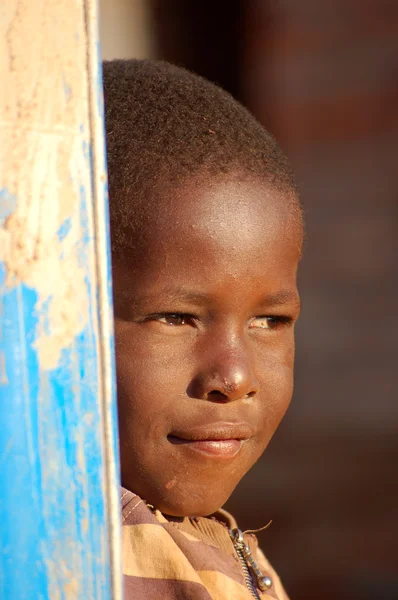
[0,1,122,598]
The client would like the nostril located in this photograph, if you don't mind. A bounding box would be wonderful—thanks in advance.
[207,390,230,403]
[207,388,256,403]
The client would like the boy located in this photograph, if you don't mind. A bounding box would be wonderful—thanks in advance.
[103,59,302,600]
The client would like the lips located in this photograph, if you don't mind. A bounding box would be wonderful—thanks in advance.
[169,421,255,441]
[167,421,255,459]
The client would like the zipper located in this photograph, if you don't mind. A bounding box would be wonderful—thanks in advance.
[230,528,273,599]
[233,536,261,599]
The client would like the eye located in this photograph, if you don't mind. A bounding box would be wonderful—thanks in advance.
[153,313,195,327]
[249,316,292,330]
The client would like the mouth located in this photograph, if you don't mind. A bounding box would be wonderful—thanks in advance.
[167,422,254,459]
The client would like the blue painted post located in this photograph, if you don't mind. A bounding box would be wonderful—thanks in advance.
[0,1,122,599]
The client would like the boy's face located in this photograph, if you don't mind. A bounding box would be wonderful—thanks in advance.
[113,175,301,516]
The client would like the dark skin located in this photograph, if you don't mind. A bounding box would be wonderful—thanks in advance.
[113,174,302,517]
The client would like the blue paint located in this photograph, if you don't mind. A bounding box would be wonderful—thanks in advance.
[82,138,91,162]
[0,187,17,222]
[57,217,72,241]
[0,235,115,600]
[0,25,120,600]
[0,278,48,598]
[62,74,72,102]
[96,40,106,118]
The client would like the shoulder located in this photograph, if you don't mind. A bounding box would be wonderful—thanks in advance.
[121,489,290,600]
[121,487,152,525]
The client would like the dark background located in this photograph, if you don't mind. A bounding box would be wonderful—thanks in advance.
[101,1,398,598]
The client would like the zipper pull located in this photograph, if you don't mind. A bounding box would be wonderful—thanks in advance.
[230,528,273,592]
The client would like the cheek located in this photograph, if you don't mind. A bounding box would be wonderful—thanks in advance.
[255,347,295,439]
[269,364,294,420]
[114,324,192,422]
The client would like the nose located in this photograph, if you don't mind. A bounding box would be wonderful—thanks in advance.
[188,345,259,403]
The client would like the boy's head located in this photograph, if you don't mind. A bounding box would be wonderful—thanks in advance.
[103,59,302,517]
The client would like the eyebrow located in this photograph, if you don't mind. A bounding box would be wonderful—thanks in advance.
[127,288,211,308]
[260,290,300,307]
[129,288,300,308]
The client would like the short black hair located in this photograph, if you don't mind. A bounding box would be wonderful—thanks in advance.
[103,59,301,256]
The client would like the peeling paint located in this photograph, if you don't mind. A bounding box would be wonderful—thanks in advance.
[0,0,93,371]
[0,352,8,385]
[0,187,17,222]
[0,0,121,599]
[57,217,72,242]
[62,75,72,103]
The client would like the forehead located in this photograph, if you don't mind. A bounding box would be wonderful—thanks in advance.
[166,175,297,233]
[114,176,301,302]
[133,175,300,255]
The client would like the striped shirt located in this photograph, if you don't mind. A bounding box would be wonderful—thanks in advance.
[122,487,290,599]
